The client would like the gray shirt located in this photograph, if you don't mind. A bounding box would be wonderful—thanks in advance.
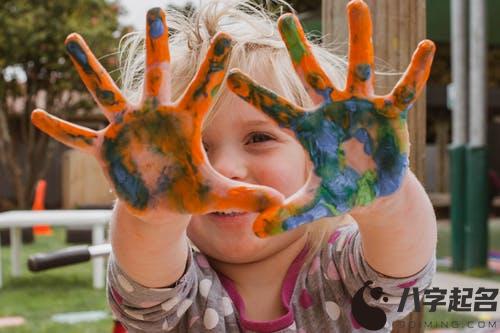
[107,222,436,332]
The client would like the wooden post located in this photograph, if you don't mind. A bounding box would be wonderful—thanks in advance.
[322,1,428,332]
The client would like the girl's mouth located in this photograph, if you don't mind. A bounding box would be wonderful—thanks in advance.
[210,211,247,217]
[207,211,255,224]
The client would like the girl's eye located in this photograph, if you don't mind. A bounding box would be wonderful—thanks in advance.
[246,132,275,144]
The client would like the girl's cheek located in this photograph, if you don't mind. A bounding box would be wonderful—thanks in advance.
[250,150,307,196]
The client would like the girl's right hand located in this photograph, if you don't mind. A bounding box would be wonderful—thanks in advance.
[31,8,283,224]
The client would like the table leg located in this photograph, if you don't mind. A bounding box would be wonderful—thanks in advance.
[92,225,105,289]
[10,227,22,277]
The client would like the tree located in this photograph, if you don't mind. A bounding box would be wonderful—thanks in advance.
[250,0,321,14]
[0,0,126,209]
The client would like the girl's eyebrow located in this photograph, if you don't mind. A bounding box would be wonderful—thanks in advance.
[242,119,273,126]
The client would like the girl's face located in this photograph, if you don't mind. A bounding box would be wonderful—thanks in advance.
[187,89,310,264]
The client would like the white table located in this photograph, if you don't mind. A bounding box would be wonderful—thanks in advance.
[0,210,112,289]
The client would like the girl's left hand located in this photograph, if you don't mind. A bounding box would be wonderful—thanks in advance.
[227,0,435,237]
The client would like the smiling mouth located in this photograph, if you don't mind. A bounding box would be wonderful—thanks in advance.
[210,211,248,217]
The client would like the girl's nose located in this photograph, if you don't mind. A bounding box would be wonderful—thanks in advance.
[210,148,248,181]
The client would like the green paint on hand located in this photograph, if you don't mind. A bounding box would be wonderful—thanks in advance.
[280,17,307,64]
[211,83,221,97]
[355,170,377,206]
[324,202,341,215]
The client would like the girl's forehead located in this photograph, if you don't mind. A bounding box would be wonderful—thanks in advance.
[213,91,273,124]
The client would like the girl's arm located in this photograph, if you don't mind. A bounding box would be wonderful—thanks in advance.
[350,170,437,278]
[110,200,191,287]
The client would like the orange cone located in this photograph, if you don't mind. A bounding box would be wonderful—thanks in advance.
[32,180,53,236]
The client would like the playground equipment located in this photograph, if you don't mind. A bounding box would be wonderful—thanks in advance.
[27,244,126,333]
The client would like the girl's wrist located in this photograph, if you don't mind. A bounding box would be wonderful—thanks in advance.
[111,200,191,246]
[114,198,191,227]
[110,199,191,287]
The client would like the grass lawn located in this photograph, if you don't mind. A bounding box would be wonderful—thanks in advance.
[0,227,113,333]
[436,220,500,282]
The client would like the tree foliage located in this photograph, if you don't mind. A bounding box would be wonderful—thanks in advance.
[0,0,126,208]
[249,0,321,15]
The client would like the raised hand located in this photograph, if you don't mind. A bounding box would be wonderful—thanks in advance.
[31,8,282,221]
[227,0,435,237]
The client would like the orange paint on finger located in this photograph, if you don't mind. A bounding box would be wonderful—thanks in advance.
[146,8,170,66]
[145,66,165,98]
[178,33,232,117]
[144,8,171,102]
[65,34,127,117]
[278,14,338,102]
[345,0,375,96]
[391,40,436,110]
[31,109,97,152]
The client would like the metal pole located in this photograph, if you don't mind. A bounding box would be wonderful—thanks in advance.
[449,0,467,271]
[451,0,467,146]
[465,0,488,270]
[468,0,487,148]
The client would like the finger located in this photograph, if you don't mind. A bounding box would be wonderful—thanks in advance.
[144,7,171,104]
[65,33,128,122]
[278,14,338,103]
[252,173,326,237]
[227,69,305,128]
[389,40,436,114]
[177,32,232,120]
[31,109,98,154]
[345,0,375,97]
[184,162,284,214]
[211,181,285,214]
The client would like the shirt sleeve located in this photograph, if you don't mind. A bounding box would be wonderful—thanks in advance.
[320,222,436,329]
[107,249,198,332]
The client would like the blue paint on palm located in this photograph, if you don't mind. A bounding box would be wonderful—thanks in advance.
[102,136,150,209]
[353,128,373,155]
[278,97,406,227]
[283,201,330,230]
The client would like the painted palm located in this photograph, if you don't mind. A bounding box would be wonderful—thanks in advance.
[227,0,435,237]
[31,8,282,221]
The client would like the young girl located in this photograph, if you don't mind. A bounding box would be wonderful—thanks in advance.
[32,0,437,332]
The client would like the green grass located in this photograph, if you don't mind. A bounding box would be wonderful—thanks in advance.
[436,221,500,281]
[0,227,113,333]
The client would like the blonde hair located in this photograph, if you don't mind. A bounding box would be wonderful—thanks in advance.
[118,0,351,262]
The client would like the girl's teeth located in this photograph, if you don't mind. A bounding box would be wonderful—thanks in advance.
[214,211,243,217]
